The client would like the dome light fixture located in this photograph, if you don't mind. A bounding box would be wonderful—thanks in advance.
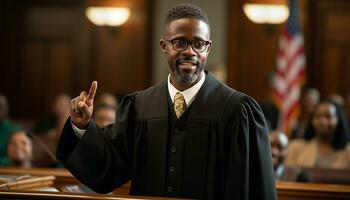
[86,6,130,26]
[243,0,289,24]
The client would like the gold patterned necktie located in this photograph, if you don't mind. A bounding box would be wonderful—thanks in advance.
[174,92,187,118]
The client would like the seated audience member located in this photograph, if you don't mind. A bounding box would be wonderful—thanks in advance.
[345,94,350,128]
[6,131,33,168]
[286,100,350,169]
[260,73,279,130]
[270,130,309,182]
[93,93,118,128]
[0,94,22,166]
[93,103,116,128]
[32,93,71,135]
[328,93,345,108]
[291,88,320,138]
[96,93,118,109]
[31,94,70,167]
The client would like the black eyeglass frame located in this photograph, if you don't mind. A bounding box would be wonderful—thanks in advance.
[164,39,211,53]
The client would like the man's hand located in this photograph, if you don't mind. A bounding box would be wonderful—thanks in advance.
[70,81,97,129]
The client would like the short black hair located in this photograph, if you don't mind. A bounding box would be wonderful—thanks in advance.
[303,100,350,150]
[165,4,209,27]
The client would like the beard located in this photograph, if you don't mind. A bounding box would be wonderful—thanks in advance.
[174,57,204,85]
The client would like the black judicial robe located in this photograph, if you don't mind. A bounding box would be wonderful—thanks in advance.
[56,72,277,200]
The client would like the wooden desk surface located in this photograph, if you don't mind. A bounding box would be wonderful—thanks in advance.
[0,167,72,177]
[0,167,79,189]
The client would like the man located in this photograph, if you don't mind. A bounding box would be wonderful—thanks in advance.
[57,4,276,199]
[269,130,309,182]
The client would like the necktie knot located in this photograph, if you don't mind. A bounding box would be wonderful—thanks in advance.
[174,92,186,118]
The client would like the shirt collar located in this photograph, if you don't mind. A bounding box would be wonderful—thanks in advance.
[168,71,206,107]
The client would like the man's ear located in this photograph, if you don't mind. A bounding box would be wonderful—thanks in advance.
[160,39,167,53]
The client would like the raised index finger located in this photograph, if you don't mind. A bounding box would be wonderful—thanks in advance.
[86,81,97,106]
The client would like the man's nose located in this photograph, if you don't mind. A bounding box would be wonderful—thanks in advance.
[181,43,197,56]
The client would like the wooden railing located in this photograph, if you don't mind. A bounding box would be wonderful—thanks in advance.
[302,168,350,185]
[1,167,350,200]
[277,182,350,200]
[0,190,186,200]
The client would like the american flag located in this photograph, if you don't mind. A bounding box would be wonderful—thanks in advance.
[272,0,306,135]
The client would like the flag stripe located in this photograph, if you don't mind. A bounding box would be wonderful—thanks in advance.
[272,0,305,135]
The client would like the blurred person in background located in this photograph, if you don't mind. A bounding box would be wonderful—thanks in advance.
[6,130,33,168]
[95,93,118,109]
[269,130,309,182]
[292,88,320,139]
[260,72,279,131]
[32,93,71,135]
[328,93,345,108]
[93,103,116,128]
[345,94,350,128]
[0,94,22,166]
[286,100,350,169]
[31,93,70,167]
[93,93,118,128]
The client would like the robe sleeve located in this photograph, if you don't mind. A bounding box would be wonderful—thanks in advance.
[56,93,137,193]
[225,94,277,200]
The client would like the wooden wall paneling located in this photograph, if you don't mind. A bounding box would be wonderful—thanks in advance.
[19,41,46,117]
[0,1,24,117]
[92,0,152,97]
[0,0,153,118]
[227,0,282,101]
[300,0,313,89]
[311,0,350,97]
[226,0,241,88]
[321,46,341,96]
[17,5,84,117]
[227,0,350,102]
[47,41,72,100]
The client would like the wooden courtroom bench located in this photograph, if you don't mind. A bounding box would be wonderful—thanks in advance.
[1,167,350,199]
[302,168,350,185]
[276,182,350,200]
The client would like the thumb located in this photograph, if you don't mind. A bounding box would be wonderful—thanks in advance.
[78,101,92,118]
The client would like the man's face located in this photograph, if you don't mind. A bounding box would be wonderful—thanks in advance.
[302,92,319,114]
[94,107,116,128]
[160,18,211,87]
[7,132,33,165]
[312,103,338,139]
[269,133,288,170]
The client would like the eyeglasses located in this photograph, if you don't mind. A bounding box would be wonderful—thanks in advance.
[164,39,210,53]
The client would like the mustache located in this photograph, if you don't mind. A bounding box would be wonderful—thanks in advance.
[176,57,199,66]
